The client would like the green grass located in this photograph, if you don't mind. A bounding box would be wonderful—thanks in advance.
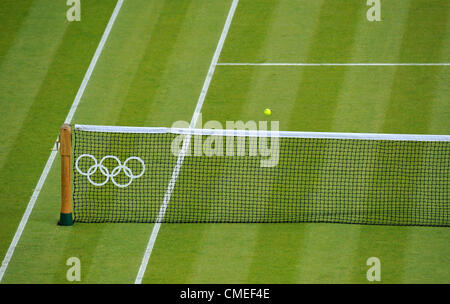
[0,0,449,283]
[0,0,118,263]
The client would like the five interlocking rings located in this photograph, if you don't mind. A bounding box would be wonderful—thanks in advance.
[75,154,145,188]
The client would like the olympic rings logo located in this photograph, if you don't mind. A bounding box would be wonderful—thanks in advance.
[75,154,145,188]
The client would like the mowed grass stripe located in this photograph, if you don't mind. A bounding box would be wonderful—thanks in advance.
[0,0,34,64]
[194,0,280,225]
[0,0,69,260]
[220,0,280,63]
[116,0,193,126]
[333,0,449,282]
[309,3,410,282]
[284,2,361,283]
[175,0,282,283]
[246,224,307,283]
[294,224,361,283]
[196,0,360,283]
[429,9,450,134]
[289,0,363,131]
[141,224,208,283]
[383,67,444,133]
[195,0,280,124]
[353,0,450,283]
[0,1,68,170]
[72,0,165,126]
[401,227,450,283]
[331,1,410,132]
[429,69,450,134]
[139,0,241,283]
[186,224,259,283]
[227,0,323,128]
[184,0,361,283]
[1,160,69,283]
[139,0,242,127]
[254,0,324,63]
[383,0,449,134]
[139,0,277,282]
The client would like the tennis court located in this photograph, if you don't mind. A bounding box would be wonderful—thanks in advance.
[0,0,449,283]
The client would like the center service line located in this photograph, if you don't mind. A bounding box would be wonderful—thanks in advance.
[134,0,240,284]
[0,0,124,282]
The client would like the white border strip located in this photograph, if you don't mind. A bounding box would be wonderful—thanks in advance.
[134,0,240,284]
[171,129,450,141]
[217,63,450,66]
[0,0,124,283]
[75,124,450,141]
[75,124,169,134]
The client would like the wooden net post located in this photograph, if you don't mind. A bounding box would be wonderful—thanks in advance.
[58,124,73,226]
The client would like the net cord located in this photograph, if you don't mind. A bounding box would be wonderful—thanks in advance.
[74,124,450,141]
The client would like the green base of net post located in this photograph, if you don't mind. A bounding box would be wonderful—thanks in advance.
[58,213,73,226]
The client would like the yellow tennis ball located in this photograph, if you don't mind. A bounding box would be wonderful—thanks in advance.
[264,108,271,116]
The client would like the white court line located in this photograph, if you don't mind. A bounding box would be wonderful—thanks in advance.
[134,0,240,284]
[0,0,124,282]
[217,62,450,66]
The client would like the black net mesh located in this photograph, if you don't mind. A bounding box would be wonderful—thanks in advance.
[72,127,449,226]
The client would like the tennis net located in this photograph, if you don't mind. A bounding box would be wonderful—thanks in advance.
[70,124,450,226]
